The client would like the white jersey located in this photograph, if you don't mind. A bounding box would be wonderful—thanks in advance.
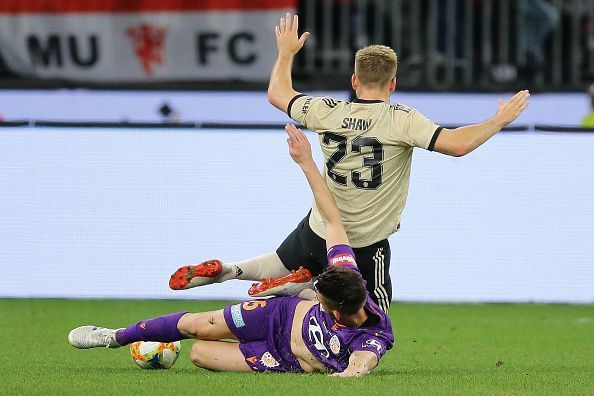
[288,95,441,247]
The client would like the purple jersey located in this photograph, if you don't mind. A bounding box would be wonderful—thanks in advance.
[224,244,393,373]
[302,244,394,372]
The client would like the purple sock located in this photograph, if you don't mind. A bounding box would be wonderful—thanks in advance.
[115,311,189,346]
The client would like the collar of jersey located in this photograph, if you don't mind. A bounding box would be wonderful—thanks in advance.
[353,98,385,104]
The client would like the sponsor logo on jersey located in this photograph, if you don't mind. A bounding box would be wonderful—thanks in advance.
[330,253,357,267]
[302,97,313,114]
[139,322,146,330]
[230,304,245,328]
[365,339,383,353]
[260,352,280,368]
[308,316,330,358]
[329,335,341,355]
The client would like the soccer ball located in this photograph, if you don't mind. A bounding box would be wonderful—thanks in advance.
[129,341,181,369]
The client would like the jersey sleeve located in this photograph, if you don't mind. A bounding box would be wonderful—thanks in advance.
[350,333,392,362]
[287,94,340,131]
[398,108,442,151]
[327,244,359,273]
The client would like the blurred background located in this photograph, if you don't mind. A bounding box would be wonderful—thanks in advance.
[0,0,593,303]
[0,0,593,92]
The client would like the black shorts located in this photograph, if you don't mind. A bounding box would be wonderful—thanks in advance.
[276,213,392,311]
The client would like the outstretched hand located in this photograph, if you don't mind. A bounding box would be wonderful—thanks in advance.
[275,13,309,55]
[495,90,530,127]
[285,124,313,166]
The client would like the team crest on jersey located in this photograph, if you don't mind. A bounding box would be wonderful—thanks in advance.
[260,352,280,368]
[329,335,341,354]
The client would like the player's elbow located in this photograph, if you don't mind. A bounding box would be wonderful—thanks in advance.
[266,84,282,105]
[438,142,468,157]
[433,129,472,157]
[266,87,276,104]
[450,142,472,157]
[267,89,285,111]
[445,136,472,157]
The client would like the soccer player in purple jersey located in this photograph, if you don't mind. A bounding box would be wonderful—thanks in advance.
[68,125,394,377]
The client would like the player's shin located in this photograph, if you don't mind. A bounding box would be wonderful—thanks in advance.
[115,312,190,346]
[220,252,290,281]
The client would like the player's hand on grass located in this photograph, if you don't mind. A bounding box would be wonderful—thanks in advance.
[275,13,309,56]
[494,90,530,127]
[285,124,313,166]
[329,370,363,378]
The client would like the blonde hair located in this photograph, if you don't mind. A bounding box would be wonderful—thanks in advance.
[354,45,398,87]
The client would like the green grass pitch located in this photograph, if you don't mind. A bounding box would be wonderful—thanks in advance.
[1,299,593,395]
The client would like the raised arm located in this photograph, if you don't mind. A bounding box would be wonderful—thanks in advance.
[268,13,310,113]
[433,90,530,157]
[285,124,348,249]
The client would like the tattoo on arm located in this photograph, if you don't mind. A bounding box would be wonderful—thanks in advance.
[208,317,216,326]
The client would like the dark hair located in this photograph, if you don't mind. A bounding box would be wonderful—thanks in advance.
[315,266,367,315]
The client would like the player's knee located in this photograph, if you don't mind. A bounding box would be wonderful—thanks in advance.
[177,313,203,339]
[178,312,216,340]
[189,341,209,368]
[297,288,316,300]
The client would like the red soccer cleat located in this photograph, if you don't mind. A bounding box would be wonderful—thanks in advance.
[248,266,313,297]
[169,260,224,290]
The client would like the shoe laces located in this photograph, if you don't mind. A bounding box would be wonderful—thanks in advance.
[95,328,116,348]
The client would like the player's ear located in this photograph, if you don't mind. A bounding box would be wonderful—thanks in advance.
[351,74,358,91]
[390,77,397,92]
[332,309,343,323]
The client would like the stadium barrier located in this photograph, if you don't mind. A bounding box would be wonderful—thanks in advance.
[0,91,590,126]
[2,120,594,133]
[1,124,593,303]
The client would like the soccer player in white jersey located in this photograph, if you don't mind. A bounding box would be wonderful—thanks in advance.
[170,13,530,312]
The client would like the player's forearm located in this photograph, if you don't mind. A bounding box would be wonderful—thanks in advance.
[335,352,378,377]
[268,52,300,112]
[449,116,506,156]
[300,161,342,226]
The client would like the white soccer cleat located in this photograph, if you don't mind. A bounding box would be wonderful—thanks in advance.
[68,326,121,349]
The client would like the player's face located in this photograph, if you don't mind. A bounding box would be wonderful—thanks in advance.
[315,291,336,317]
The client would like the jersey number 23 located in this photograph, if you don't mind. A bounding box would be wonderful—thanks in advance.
[323,132,383,189]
